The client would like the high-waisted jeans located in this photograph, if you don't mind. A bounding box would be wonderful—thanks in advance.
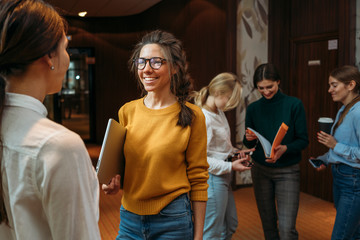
[116,193,193,240]
[203,172,238,240]
[331,163,360,240]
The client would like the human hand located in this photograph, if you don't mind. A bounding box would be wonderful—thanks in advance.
[102,174,121,195]
[317,131,337,149]
[265,145,287,163]
[309,157,327,171]
[245,129,258,141]
[232,156,253,171]
[233,148,255,158]
[316,164,327,171]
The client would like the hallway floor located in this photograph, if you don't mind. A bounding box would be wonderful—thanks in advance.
[98,186,336,240]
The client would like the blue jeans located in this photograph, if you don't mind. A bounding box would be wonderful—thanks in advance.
[251,163,300,240]
[331,164,360,240]
[116,194,193,240]
[203,172,238,240]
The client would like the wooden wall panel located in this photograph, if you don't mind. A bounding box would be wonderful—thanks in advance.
[268,0,291,94]
[338,0,356,66]
[269,0,355,201]
[290,38,339,201]
[66,0,236,144]
[290,0,338,38]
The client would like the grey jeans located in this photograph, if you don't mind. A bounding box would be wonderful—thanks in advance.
[251,163,300,240]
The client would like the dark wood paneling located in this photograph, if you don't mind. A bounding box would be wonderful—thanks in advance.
[268,0,291,94]
[66,0,236,144]
[290,38,339,201]
[338,0,356,66]
[269,0,355,201]
[290,0,338,38]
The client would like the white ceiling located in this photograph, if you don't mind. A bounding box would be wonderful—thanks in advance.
[46,0,163,17]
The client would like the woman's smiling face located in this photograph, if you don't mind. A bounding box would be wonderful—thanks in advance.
[257,79,280,99]
[328,76,354,105]
[138,44,171,94]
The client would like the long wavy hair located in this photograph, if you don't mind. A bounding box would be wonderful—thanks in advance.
[0,0,66,224]
[128,30,194,128]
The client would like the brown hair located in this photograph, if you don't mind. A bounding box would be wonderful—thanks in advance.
[0,0,66,224]
[129,30,194,128]
[253,63,281,88]
[192,72,243,112]
[330,65,360,133]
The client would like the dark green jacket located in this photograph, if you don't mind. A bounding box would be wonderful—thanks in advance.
[243,91,309,167]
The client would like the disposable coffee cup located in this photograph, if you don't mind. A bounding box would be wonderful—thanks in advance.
[318,117,334,134]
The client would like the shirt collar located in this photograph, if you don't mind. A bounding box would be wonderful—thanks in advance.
[5,92,48,117]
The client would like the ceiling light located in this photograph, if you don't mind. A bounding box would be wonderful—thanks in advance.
[78,11,87,17]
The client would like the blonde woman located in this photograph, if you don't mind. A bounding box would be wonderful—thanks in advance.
[192,72,254,239]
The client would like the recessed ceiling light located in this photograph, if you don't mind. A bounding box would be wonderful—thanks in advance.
[78,11,87,17]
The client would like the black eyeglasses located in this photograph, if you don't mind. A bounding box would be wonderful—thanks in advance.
[133,57,166,70]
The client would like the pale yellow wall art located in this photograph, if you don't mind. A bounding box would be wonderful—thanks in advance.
[235,0,268,185]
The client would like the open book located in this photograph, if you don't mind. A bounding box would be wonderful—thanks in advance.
[247,122,289,159]
[96,118,126,187]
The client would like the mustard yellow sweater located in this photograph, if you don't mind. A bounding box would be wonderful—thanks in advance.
[118,98,209,215]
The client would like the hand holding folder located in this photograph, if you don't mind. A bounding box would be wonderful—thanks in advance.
[247,122,289,159]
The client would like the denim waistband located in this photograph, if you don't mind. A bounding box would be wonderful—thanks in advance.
[174,192,190,201]
[333,162,360,170]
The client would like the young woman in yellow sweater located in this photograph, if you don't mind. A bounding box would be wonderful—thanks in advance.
[102,30,209,240]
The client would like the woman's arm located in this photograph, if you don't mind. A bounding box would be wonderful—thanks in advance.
[318,107,360,163]
[192,201,206,240]
[243,108,258,148]
[185,106,209,199]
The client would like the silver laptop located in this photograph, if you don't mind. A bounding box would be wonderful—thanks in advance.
[96,118,126,186]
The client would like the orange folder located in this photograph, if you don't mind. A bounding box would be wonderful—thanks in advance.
[247,122,289,159]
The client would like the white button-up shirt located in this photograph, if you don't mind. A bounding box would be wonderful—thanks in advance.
[202,109,237,175]
[0,93,100,240]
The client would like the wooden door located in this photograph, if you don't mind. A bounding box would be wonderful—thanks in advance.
[290,36,340,201]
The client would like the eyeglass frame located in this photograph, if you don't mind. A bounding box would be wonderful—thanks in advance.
[133,57,167,70]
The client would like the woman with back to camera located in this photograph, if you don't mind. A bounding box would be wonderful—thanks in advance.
[102,30,209,240]
[312,65,360,240]
[192,72,254,239]
[243,63,308,240]
[0,0,100,239]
